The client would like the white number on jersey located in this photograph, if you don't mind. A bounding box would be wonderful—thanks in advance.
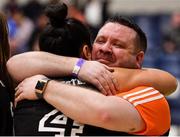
[39,109,84,136]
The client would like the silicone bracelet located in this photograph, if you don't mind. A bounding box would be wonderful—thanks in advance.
[72,58,85,77]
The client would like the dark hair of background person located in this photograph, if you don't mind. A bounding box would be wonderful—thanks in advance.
[0,12,10,73]
[0,12,14,100]
[39,1,92,58]
[106,16,147,53]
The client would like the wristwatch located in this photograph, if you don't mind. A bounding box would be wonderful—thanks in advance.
[35,78,50,99]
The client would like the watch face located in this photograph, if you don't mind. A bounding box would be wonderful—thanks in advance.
[35,79,50,99]
[35,80,46,91]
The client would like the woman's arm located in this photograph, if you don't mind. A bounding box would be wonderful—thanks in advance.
[7,51,177,96]
[7,51,117,95]
[7,51,78,83]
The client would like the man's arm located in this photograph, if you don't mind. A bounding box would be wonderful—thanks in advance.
[43,81,170,135]
[15,75,145,133]
[44,80,145,132]
[15,75,170,135]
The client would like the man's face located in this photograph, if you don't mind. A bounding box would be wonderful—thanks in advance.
[92,22,142,68]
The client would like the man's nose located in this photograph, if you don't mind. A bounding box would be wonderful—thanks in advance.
[100,42,112,53]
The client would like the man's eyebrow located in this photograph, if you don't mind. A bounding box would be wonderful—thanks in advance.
[96,35,105,38]
[113,38,127,45]
[95,35,105,40]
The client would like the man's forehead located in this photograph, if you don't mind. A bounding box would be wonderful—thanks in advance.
[97,22,137,39]
[100,22,135,33]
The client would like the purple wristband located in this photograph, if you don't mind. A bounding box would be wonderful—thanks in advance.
[72,58,85,77]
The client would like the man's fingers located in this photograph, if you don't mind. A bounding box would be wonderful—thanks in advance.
[15,84,21,91]
[112,77,120,91]
[15,82,24,97]
[103,64,114,72]
[99,68,118,95]
[15,93,24,104]
[101,72,115,95]
[14,101,17,108]
[94,79,107,95]
[15,81,24,89]
[97,75,112,95]
[103,65,120,93]
[15,86,19,91]
[15,88,23,98]
[91,65,116,95]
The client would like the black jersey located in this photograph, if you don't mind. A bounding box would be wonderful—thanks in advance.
[14,77,88,136]
[0,80,13,135]
[14,78,169,136]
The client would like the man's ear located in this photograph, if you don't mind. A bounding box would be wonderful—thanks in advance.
[136,51,144,68]
[81,45,91,60]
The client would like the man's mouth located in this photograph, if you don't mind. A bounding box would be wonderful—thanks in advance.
[96,58,111,64]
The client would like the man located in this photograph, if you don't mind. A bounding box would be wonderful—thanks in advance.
[8,16,175,135]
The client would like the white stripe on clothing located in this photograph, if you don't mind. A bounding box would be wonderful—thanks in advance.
[133,94,164,106]
[128,90,159,102]
[123,87,154,99]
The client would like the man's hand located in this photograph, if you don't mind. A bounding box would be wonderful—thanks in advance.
[78,61,119,95]
[15,75,47,106]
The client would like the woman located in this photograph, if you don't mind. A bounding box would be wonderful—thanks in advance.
[0,12,13,136]
[13,2,93,136]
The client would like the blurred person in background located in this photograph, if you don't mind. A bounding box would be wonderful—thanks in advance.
[67,1,86,24]
[164,12,180,52]
[156,12,180,97]
[3,0,18,16]
[3,0,18,44]
[26,10,48,51]
[22,0,45,23]
[8,5,34,55]
[155,36,180,79]
[21,0,46,51]
[84,0,104,40]
[0,12,13,136]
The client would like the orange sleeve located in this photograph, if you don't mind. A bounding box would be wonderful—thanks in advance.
[117,86,171,136]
